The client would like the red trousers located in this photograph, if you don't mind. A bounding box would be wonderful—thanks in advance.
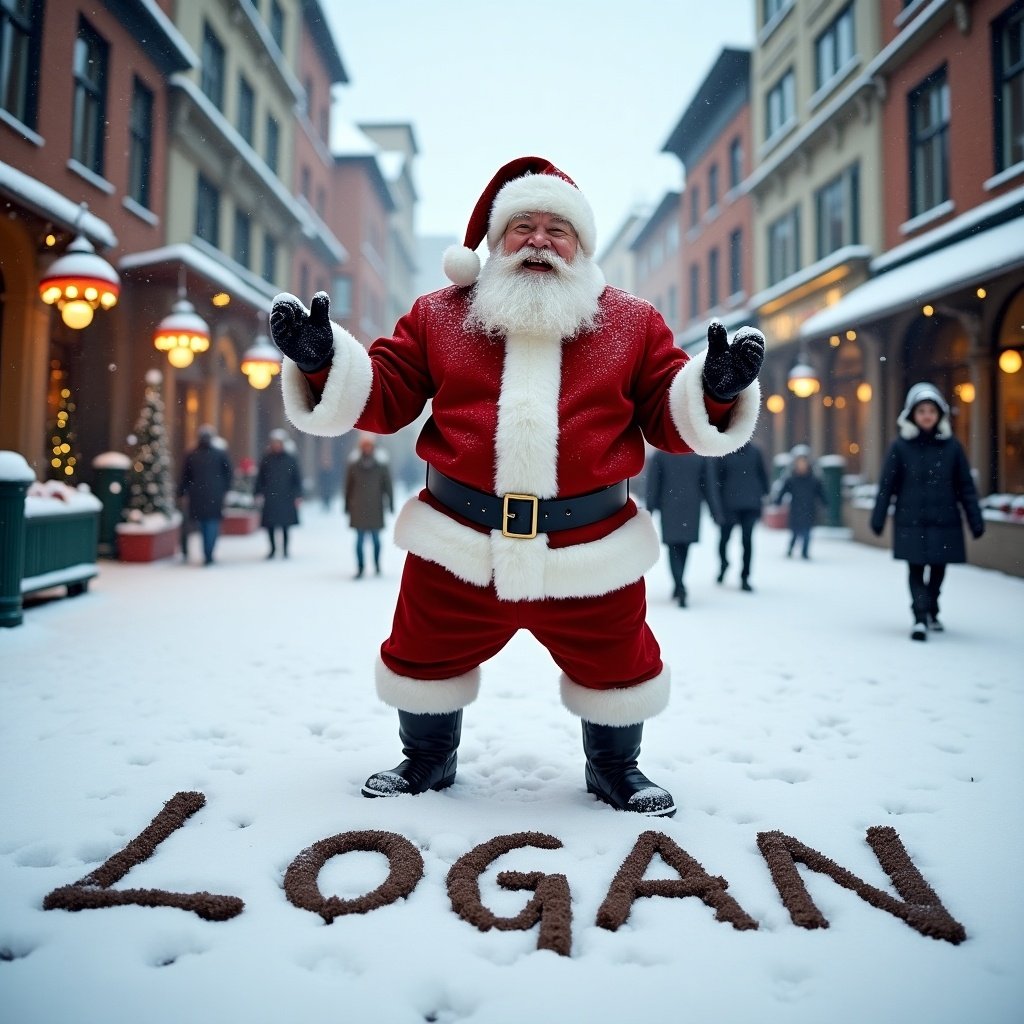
[380,554,663,690]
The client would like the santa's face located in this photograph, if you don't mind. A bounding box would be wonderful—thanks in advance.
[501,212,579,266]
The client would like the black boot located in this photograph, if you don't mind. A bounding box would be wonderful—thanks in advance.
[362,710,462,798]
[582,721,675,817]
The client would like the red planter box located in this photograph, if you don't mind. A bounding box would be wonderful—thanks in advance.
[116,523,180,562]
[221,509,259,535]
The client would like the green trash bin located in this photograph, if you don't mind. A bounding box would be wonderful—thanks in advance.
[818,455,846,528]
[91,452,131,558]
[0,451,36,628]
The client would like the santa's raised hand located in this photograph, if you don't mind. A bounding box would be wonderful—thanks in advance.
[701,321,765,402]
[270,291,335,372]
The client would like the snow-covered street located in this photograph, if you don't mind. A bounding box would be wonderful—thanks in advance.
[1,498,1022,1023]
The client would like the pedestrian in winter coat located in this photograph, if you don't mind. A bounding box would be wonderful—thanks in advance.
[871,382,985,641]
[178,425,233,565]
[709,441,770,590]
[269,155,764,818]
[254,430,303,559]
[645,450,720,607]
[776,451,827,559]
[344,434,393,577]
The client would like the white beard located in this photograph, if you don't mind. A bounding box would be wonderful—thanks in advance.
[465,247,604,339]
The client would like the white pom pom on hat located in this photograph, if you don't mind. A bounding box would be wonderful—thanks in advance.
[442,156,597,286]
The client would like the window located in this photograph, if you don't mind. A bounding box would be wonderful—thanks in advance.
[201,23,225,110]
[767,205,800,286]
[766,68,795,140]
[994,2,1024,172]
[1,0,43,128]
[729,228,743,295]
[303,76,313,116]
[237,75,254,145]
[689,263,700,320]
[233,208,250,268]
[269,0,284,50]
[708,248,720,309]
[128,77,153,208]
[666,285,678,329]
[265,114,280,174]
[708,163,719,211]
[196,173,220,247]
[316,186,326,216]
[689,186,700,228]
[299,262,309,302]
[908,67,950,217]
[333,275,352,317]
[763,0,787,25]
[300,165,311,199]
[815,4,855,91]
[262,233,278,283]
[729,137,743,190]
[71,19,108,175]
[815,163,860,258]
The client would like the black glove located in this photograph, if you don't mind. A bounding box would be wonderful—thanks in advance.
[702,321,765,402]
[270,291,334,372]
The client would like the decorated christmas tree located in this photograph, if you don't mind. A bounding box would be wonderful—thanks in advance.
[125,369,176,521]
[47,381,80,481]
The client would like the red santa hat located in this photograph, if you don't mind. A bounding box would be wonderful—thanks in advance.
[442,156,597,286]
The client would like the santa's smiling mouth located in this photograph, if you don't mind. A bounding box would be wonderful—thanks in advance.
[521,258,554,272]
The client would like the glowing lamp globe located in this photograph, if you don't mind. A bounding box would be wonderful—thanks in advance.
[39,234,120,329]
[241,337,282,390]
[788,362,820,398]
[153,297,210,367]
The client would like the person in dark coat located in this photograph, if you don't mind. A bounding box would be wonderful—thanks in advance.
[775,449,827,559]
[645,450,719,607]
[871,382,985,641]
[344,434,393,578]
[254,429,303,559]
[709,440,770,591]
[178,424,233,565]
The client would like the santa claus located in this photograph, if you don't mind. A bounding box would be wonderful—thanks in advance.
[270,156,764,817]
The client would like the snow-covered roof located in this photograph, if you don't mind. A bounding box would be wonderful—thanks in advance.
[0,159,116,249]
[802,215,1024,338]
[330,118,379,157]
[119,243,275,312]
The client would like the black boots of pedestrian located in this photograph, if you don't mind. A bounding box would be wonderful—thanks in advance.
[362,709,462,798]
[582,721,676,817]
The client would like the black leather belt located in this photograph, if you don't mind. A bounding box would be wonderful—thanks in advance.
[426,466,629,539]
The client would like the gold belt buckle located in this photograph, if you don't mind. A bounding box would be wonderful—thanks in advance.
[502,493,539,539]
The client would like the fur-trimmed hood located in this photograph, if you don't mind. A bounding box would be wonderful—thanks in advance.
[898,382,952,439]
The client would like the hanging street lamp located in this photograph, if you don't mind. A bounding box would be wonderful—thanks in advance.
[787,344,821,398]
[38,204,120,329]
[153,269,211,369]
[241,317,282,389]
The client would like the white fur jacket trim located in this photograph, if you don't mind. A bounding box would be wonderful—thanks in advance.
[280,322,373,437]
[669,349,761,456]
[393,496,661,602]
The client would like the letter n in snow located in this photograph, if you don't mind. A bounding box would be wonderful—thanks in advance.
[757,827,966,944]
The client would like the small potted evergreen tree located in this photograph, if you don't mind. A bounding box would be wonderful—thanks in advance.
[115,370,182,561]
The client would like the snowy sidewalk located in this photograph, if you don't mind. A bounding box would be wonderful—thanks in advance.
[1,499,1022,1023]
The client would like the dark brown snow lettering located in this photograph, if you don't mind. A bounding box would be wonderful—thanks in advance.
[446,832,572,956]
[756,827,967,944]
[595,830,759,932]
[284,830,424,923]
[42,791,243,921]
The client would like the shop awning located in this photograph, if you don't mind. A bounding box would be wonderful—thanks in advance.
[801,216,1024,339]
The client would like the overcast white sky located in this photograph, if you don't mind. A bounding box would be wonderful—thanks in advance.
[325,0,755,251]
